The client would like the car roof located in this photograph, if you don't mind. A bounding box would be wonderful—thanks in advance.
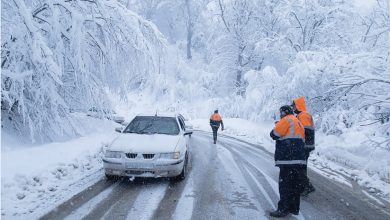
[136,112,180,118]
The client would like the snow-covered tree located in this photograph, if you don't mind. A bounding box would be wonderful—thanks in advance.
[1,0,169,142]
[2,0,389,147]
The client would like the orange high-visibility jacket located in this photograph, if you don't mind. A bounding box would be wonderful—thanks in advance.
[210,113,222,121]
[273,114,305,140]
[270,114,306,166]
[293,96,315,150]
[210,113,224,129]
[294,96,314,127]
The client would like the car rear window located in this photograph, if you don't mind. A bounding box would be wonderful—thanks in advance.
[123,116,180,135]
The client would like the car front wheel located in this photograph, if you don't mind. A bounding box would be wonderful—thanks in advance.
[105,173,117,181]
[174,153,188,181]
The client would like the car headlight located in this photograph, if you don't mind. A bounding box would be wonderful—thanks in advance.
[160,153,174,159]
[105,151,122,158]
[160,152,181,159]
[174,151,180,159]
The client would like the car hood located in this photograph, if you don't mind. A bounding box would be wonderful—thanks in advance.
[109,133,181,153]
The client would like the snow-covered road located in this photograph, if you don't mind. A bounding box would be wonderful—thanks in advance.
[40,132,390,220]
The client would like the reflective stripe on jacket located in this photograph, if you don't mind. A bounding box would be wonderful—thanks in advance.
[270,114,306,167]
[272,115,305,140]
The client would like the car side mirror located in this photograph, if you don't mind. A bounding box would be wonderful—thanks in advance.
[184,131,193,136]
[115,127,122,133]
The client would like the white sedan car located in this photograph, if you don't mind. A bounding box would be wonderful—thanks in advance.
[103,113,192,180]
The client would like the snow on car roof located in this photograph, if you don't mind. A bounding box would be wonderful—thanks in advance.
[136,112,179,118]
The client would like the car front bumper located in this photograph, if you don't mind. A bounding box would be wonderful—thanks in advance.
[103,158,184,178]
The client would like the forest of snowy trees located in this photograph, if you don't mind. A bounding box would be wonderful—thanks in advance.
[1,0,389,148]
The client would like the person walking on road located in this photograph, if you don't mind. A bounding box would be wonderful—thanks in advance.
[210,110,224,144]
[292,96,316,196]
[269,105,306,217]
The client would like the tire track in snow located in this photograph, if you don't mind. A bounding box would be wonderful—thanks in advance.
[216,142,266,219]
[171,173,195,220]
[226,146,279,196]
[159,146,195,220]
[151,136,195,220]
[197,131,276,176]
[219,136,311,220]
[40,178,114,220]
[218,141,278,212]
[188,134,236,220]
[83,180,143,220]
[150,176,192,220]
[125,182,169,220]
[242,165,276,210]
[64,183,118,220]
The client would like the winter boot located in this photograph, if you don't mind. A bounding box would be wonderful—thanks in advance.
[301,184,315,197]
[269,210,289,218]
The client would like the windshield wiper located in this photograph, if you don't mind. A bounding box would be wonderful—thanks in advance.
[136,131,158,134]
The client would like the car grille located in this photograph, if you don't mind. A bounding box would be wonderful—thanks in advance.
[125,153,155,159]
[126,170,155,175]
[142,154,155,159]
[126,153,138,159]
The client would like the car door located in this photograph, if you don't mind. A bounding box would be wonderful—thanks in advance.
[177,116,189,153]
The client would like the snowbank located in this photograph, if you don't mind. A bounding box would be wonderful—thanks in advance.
[1,114,119,219]
[190,118,390,202]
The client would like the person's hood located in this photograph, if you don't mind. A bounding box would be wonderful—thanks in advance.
[109,133,181,153]
[294,96,307,112]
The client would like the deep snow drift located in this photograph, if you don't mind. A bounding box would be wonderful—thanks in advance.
[1,113,118,218]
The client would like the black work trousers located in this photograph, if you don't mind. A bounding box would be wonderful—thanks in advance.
[277,166,305,213]
[303,150,313,189]
[212,126,219,143]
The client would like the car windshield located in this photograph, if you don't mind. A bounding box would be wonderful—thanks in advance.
[123,116,180,135]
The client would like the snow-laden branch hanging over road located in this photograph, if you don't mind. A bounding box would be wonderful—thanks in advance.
[1,0,170,142]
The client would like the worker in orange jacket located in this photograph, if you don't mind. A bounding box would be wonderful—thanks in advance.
[210,110,224,144]
[292,96,316,196]
[269,105,306,217]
